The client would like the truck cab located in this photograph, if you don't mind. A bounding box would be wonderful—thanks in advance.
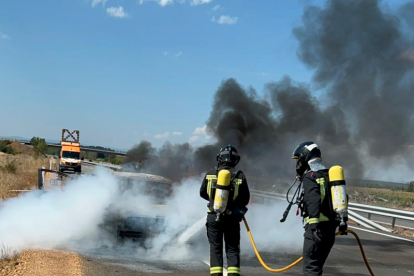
[59,142,82,173]
[59,129,82,173]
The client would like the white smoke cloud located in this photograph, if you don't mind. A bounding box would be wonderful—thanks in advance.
[241,202,304,256]
[0,169,119,251]
[0,169,209,257]
[0,168,304,260]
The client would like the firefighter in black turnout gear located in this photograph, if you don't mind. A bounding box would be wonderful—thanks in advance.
[293,142,347,276]
[200,145,250,276]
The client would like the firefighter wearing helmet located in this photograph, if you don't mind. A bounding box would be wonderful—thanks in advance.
[293,141,348,276]
[200,144,250,276]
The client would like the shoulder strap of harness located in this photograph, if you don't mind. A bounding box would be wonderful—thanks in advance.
[206,169,242,212]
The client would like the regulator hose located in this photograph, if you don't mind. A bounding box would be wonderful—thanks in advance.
[243,218,375,276]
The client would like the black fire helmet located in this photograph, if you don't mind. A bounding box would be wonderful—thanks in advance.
[217,144,240,167]
[292,141,322,177]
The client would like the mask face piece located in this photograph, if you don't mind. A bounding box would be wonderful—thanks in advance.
[217,146,240,167]
[296,159,308,177]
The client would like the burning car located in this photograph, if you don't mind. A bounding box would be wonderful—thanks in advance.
[101,172,175,242]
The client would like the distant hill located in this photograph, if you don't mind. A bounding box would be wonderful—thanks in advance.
[0,136,29,141]
[0,136,127,153]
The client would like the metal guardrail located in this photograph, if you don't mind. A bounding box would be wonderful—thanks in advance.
[349,202,414,229]
[250,188,414,233]
[82,160,122,170]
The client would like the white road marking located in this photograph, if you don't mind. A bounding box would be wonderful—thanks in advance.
[349,226,414,243]
[203,260,228,276]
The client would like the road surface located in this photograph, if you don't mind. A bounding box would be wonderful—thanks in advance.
[80,225,414,276]
[69,164,414,275]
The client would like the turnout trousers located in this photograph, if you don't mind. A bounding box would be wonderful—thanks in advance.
[303,222,336,276]
[206,213,241,276]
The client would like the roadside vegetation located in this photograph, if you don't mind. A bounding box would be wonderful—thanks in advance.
[0,245,18,276]
[348,186,414,211]
[0,140,48,200]
[30,137,47,155]
[0,140,15,155]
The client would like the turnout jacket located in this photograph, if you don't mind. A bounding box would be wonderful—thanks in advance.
[200,166,250,214]
[302,170,334,230]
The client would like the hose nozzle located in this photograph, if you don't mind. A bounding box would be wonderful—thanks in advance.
[280,202,293,223]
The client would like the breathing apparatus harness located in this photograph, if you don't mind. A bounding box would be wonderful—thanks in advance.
[242,166,374,275]
[237,142,370,274]
[280,166,349,231]
[209,168,242,221]
[208,144,246,222]
[281,141,348,228]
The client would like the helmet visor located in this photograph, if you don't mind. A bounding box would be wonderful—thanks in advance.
[219,151,239,164]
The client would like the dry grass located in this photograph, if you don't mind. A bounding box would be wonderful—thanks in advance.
[0,250,84,276]
[0,245,18,275]
[9,142,37,156]
[348,187,414,212]
[0,154,49,200]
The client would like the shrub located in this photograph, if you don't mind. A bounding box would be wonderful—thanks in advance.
[407,182,414,193]
[0,159,18,174]
[0,244,16,261]
[111,157,122,165]
[30,137,47,154]
[0,140,14,154]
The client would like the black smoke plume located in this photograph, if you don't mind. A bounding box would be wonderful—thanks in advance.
[294,0,414,159]
[126,0,414,184]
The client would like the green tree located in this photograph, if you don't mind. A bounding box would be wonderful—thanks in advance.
[406,181,414,193]
[30,137,47,154]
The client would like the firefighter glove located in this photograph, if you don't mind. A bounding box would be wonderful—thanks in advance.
[233,206,248,222]
[312,228,322,243]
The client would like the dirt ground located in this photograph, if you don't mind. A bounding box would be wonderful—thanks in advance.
[0,250,83,276]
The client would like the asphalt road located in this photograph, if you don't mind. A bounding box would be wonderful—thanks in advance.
[80,225,414,276]
[75,165,414,275]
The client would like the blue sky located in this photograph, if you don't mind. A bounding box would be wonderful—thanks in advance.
[0,0,407,150]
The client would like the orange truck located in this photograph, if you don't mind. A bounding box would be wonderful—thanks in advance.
[59,129,82,173]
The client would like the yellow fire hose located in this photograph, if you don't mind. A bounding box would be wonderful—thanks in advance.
[243,218,376,275]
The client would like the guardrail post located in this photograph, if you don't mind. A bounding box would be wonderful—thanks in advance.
[38,168,43,189]
[392,217,396,229]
